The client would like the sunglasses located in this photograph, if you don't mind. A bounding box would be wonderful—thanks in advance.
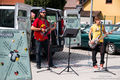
[42,12,46,14]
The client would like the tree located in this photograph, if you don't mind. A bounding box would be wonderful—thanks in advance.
[25,0,66,10]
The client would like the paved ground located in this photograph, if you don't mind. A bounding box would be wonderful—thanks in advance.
[30,47,120,80]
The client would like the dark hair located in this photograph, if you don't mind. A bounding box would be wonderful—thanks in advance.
[94,16,100,23]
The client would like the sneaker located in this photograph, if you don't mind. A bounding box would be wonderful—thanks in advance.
[36,65,41,69]
[99,64,104,70]
[93,65,99,71]
[50,65,57,68]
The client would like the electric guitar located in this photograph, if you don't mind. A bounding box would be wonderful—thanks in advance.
[88,27,119,49]
[40,23,56,37]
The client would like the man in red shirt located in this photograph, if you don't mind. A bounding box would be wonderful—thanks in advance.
[31,8,56,69]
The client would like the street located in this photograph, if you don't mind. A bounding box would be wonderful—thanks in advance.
[30,47,120,80]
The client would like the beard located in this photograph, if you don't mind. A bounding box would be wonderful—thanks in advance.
[41,15,45,18]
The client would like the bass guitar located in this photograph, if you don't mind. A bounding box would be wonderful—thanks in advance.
[88,27,119,49]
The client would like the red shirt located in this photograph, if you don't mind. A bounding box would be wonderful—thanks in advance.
[32,18,50,41]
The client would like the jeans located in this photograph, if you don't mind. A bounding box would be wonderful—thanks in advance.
[35,39,53,67]
[92,42,105,66]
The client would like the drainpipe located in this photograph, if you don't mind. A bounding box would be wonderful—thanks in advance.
[114,16,116,24]
[90,0,93,26]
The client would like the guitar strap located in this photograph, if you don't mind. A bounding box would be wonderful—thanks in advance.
[37,19,48,28]
[45,20,48,28]
[100,23,103,36]
[97,24,103,43]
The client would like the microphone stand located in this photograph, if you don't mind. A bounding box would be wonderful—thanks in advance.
[47,20,52,70]
[104,52,116,75]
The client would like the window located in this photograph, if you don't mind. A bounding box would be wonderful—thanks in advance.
[0,9,14,28]
[18,10,27,17]
[106,0,112,4]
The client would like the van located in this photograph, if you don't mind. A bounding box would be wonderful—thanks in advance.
[0,3,64,56]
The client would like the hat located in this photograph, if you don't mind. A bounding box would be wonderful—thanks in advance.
[39,8,46,13]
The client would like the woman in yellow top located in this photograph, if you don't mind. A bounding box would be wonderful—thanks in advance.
[89,17,109,71]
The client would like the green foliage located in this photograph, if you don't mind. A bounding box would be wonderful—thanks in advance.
[25,0,66,10]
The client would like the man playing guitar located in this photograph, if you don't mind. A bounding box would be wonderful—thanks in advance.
[89,16,111,71]
[31,8,56,69]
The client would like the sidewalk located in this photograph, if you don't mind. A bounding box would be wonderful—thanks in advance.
[30,47,120,80]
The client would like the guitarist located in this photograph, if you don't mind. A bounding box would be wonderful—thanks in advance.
[88,16,111,71]
[31,8,56,69]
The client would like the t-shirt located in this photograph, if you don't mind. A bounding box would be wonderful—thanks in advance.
[32,18,50,41]
[91,24,104,42]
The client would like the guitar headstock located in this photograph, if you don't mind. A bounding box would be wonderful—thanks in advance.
[111,27,119,32]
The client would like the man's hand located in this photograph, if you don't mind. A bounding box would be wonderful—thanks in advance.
[90,40,94,44]
[41,28,45,32]
[109,31,112,34]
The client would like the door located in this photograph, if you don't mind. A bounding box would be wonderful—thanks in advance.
[15,3,31,49]
[14,3,32,80]
[64,9,81,47]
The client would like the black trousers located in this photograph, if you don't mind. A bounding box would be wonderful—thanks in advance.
[35,39,53,67]
[92,42,105,66]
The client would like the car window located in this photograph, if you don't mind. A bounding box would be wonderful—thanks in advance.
[0,9,14,28]
[105,25,120,34]
[82,25,90,33]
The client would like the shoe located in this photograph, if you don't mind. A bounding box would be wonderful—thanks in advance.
[99,64,104,70]
[100,64,103,67]
[50,65,57,68]
[93,65,99,71]
[36,65,41,69]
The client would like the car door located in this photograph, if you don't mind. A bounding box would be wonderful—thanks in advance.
[15,3,31,48]
[64,9,81,47]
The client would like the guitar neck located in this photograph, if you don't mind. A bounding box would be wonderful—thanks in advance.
[97,34,107,41]
[97,27,118,41]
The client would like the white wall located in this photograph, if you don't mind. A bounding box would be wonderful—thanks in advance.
[80,17,93,24]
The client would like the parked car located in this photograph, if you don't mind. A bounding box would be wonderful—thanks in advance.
[81,24,120,55]
[104,25,120,54]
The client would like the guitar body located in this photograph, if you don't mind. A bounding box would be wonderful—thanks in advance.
[88,40,98,49]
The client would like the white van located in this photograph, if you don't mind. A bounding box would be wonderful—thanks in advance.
[0,3,64,56]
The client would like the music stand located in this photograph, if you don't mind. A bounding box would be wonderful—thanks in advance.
[58,28,79,76]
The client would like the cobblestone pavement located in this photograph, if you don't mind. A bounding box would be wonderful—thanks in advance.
[30,47,120,80]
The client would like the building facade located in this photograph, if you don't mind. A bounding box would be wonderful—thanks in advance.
[83,0,120,24]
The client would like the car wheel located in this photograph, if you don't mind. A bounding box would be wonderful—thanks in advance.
[106,43,116,55]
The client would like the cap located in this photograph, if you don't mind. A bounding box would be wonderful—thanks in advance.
[39,8,46,13]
